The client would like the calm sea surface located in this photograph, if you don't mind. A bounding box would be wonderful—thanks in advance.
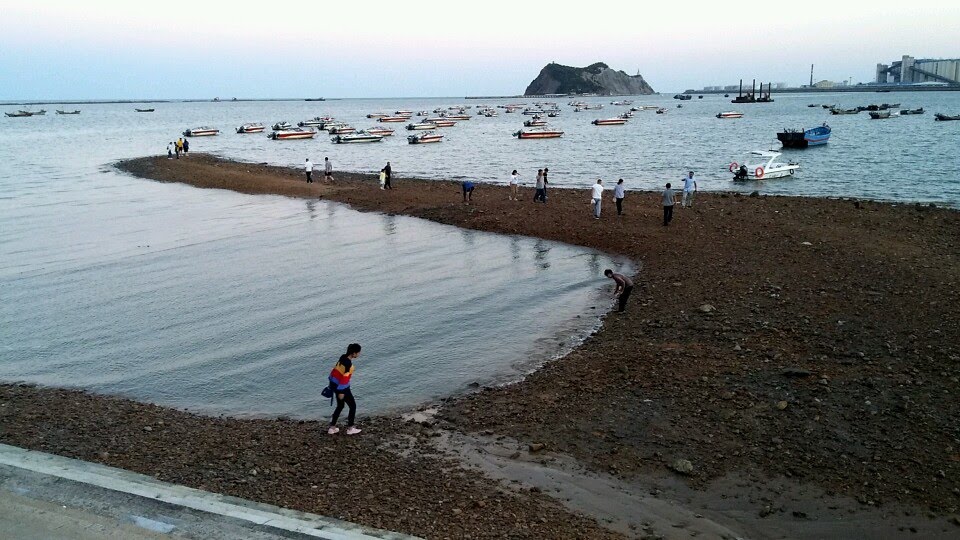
[1,92,956,418]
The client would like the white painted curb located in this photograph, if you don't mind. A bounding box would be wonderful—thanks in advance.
[0,443,420,540]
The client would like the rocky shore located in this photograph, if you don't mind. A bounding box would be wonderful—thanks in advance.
[3,153,959,538]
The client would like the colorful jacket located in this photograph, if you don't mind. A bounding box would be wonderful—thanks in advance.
[328,355,354,391]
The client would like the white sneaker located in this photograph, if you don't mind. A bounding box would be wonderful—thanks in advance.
[327,426,340,435]
[345,426,362,435]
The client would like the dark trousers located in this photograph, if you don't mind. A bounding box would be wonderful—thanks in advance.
[385,176,392,189]
[616,197,623,215]
[534,188,546,202]
[618,285,633,312]
[663,205,674,225]
[306,171,312,183]
[331,388,356,426]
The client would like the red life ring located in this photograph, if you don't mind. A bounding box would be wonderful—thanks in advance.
[755,166,765,179]
[729,162,738,173]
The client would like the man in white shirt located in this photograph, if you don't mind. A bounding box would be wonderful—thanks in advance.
[591,179,604,219]
[682,171,697,207]
[304,158,313,183]
[613,178,626,215]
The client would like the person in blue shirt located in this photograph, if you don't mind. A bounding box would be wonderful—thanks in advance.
[462,180,475,203]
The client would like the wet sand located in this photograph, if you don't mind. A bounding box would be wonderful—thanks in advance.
[3,153,959,538]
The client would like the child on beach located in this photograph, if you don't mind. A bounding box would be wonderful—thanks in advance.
[662,182,676,226]
[509,170,520,200]
[328,343,362,436]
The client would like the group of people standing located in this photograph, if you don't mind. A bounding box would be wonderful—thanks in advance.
[166,138,189,159]
[303,157,335,183]
[588,171,698,224]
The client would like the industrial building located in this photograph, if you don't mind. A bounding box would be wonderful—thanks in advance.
[876,55,960,85]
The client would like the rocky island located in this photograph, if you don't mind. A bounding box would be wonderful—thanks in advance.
[524,61,655,96]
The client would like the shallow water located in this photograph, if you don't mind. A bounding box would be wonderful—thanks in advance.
[0,107,630,418]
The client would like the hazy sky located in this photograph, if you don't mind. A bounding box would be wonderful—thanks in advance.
[3,1,959,99]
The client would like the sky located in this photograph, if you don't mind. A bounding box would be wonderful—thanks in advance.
[2,0,959,100]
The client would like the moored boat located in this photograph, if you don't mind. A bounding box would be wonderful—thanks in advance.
[513,127,564,139]
[777,123,831,148]
[327,125,356,135]
[395,110,413,117]
[592,118,627,126]
[729,151,799,180]
[183,126,220,137]
[444,114,471,120]
[716,111,743,119]
[899,108,925,115]
[331,133,383,144]
[869,110,895,119]
[366,112,389,118]
[134,108,155,112]
[5,111,32,117]
[830,107,859,115]
[935,113,960,121]
[407,131,444,144]
[268,127,316,140]
[431,119,457,127]
[524,117,547,127]
[56,109,81,115]
[236,122,265,133]
[272,121,293,130]
[656,108,667,114]
[299,117,330,127]
[406,122,438,130]
[363,127,395,136]
[378,116,408,123]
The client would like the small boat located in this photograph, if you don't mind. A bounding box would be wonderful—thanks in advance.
[183,127,220,137]
[547,112,559,118]
[407,131,444,144]
[830,108,859,115]
[879,103,900,110]
[236,122,265,133]
[484,110,498,117]
[56,109,81,115]
[27,109,47,116]
[611,100,633,106]
[431,119,457,127]
[269,127,316,140]
[5,111,32,117]
[406,122,438,130]
[319,121,346,131]
[673,94,692,100]
[514,127,564,139]
[869,110,895,119]
[444,114,471,120]
[899,108,925,115]
[378,116,408,123]
[935,113,960,121]
[821,104,833,109]
[332,133,383,144]
[730,151,799,180]
[299,117,328,127]
[135,108,155,112]
[367,112,389,118]
[272,121,293,130]
[363,127,395,136]
[717,111,743,119]
[523,108,544,116]
[524,117,547,127]
[416,111,430,116]
[592,118,627,126]
[656,108,667,114]
[777,123,831,148]
[327,125,356,135]
[808,104,818,108]
[582,104,604,110]
[395,110,413,116]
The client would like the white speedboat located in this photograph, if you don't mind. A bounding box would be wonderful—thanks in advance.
[236,123,265,133]
[514,127,564,139]
[407,131,444,144]
[524,117,547,127]
[592,118,627,126]
[717,111,744,119]
[268,127,316,140]
[730,151,799,180]
[272,121,293,131]
[332,133,383,143]
[183,127,219,136]
[407,122,438,130]
[364,127,394,136]
[327,125,356,135]
[367,112,389,118]
[378,116,408,123]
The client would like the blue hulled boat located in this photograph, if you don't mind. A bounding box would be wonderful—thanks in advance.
[777,123,831,148]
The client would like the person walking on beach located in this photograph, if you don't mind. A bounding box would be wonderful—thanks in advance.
[591,178,604,219]
[384,161,392,189]
[463,180,476,203]
[304,158,313,183]
[534,169,546,203]
[328,343,362,435]
[604,269,634,313]
[166,142,173,159]
[662,182,677,226]
[509,169,520,200]
[682,171,697,208]
[182,138,189,156]
[324,157,333,182]
[542,167,550,201]
[379,168,387,190]
[614,178,626,215]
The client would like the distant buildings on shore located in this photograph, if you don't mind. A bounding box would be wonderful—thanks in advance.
[876,55,960,86]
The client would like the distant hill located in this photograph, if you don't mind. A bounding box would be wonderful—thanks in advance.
[524,62,655,96]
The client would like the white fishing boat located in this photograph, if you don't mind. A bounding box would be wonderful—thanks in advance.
[522,108,544,116]
[514,127,564,139]
[406,122,438,130]
[407,131,444,144]
[327,125,356,135]
[444,113,471,120]
[236,122,265,133]
[717,111,744,119]
[364,127,395,136]
[592,118,627,126]
[331,132,383,143]
[367,112,389,118]
[183,126,220,136]
[395,110,413,116]
[431,119,457,127]
[730,151,799,180]
[268,127,316,140]
[299,117,327,127]
[272,121,293,131]
[524,117,547,127]
[378,116,408,123]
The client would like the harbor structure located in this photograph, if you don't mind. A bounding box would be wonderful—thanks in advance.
[876,55,960,85]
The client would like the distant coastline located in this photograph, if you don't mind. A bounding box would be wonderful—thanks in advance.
[684,85,960,95]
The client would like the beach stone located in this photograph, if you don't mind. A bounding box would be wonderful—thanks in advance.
[698,304,716,313]
[529,443,546,453]
[777,400,789,410]
[142,426,153,432]
[801,241,813,246]
[670,459,694,475]
[733,344,742,352]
